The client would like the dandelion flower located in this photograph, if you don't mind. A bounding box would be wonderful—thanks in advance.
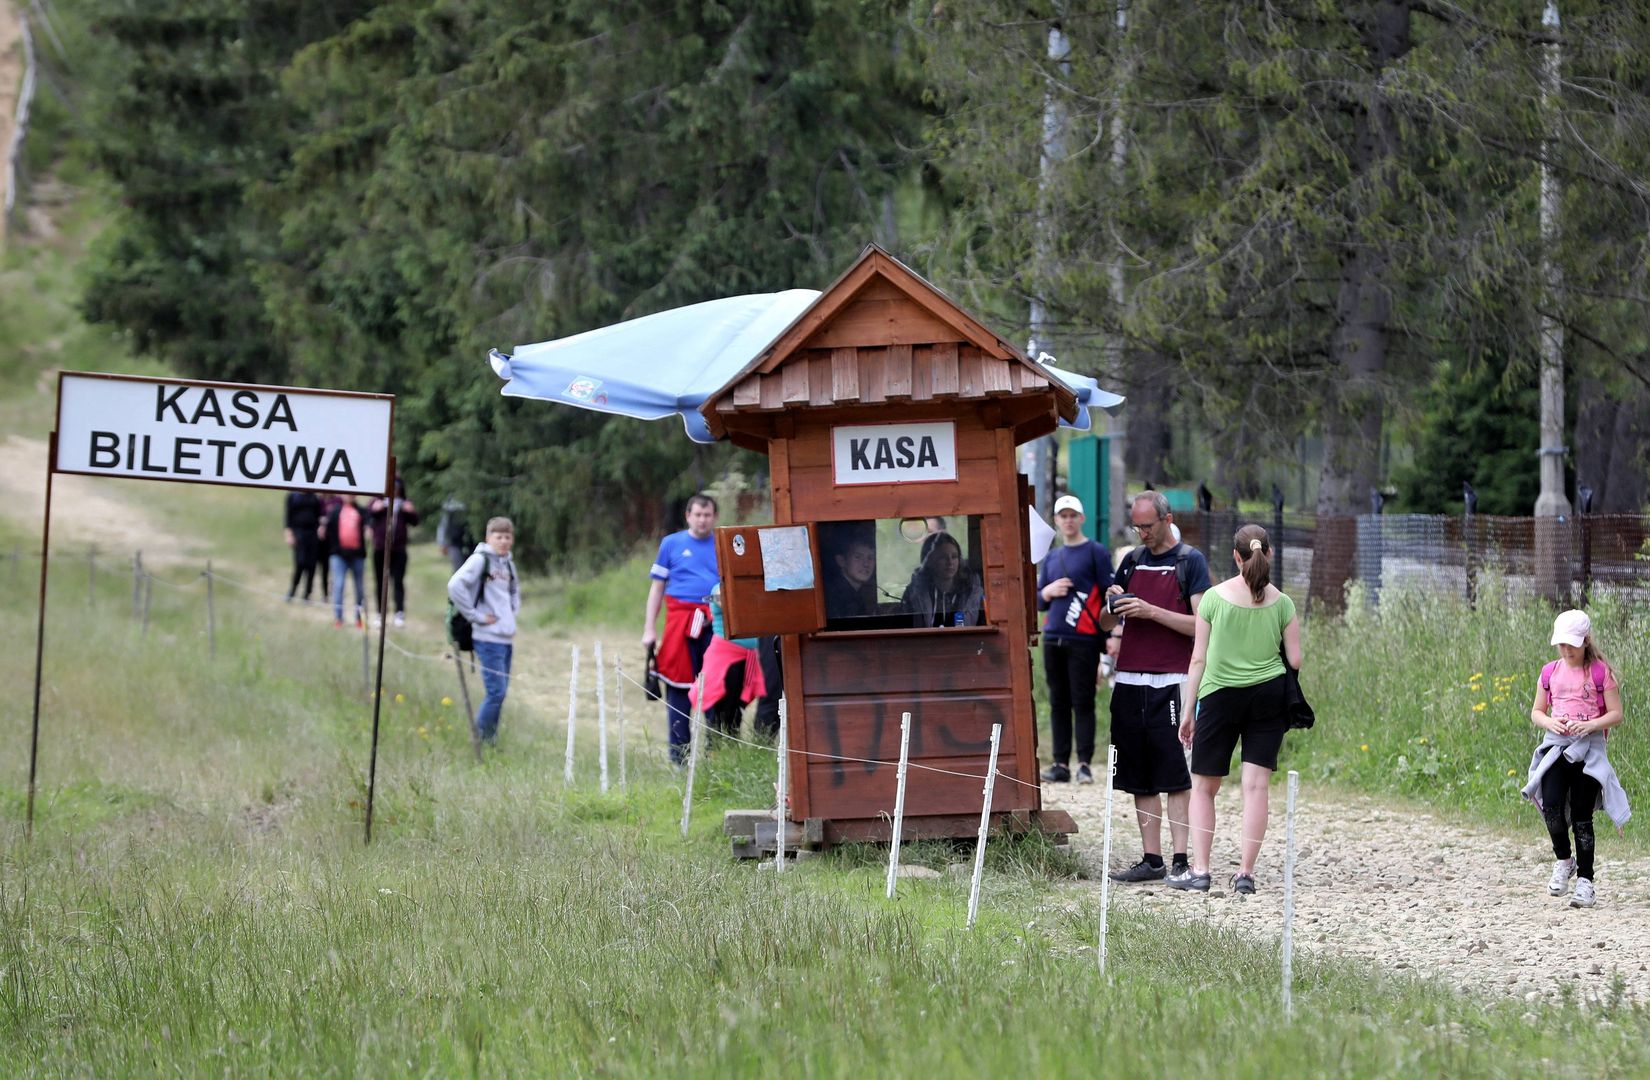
[1360,744,1370,752]
[441,697,453,707]
[1507,768,1517,777]
[394,693,406,704]
[1472,702,1487,712]
[1418,736,1429,745]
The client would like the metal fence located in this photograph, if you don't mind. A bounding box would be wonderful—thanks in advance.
[1176,511,1650,611]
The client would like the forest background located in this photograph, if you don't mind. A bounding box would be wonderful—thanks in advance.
[17,0,1650,567]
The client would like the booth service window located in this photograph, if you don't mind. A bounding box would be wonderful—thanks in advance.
[821,517,985,631]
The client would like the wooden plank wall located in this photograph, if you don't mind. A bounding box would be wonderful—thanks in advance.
[795,630,1034,821]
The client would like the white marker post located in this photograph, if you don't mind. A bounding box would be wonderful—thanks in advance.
[965,723,1003,930]
[775,697,789,873]
[564,645,580,785]
[1282,769,1300,1021]
[595,641,609,793]
[885,711,913,900]
[679,672,706,840]
[615,651,627,792]
[1098,743,1118,975]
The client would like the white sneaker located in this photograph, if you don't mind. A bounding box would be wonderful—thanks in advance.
[1571,878,1596,908]
[393,611,406,628]
[1547,858,1576,896]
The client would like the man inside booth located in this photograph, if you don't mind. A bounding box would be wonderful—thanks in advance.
[824,525,879,626]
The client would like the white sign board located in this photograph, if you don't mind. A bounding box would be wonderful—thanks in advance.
[55,372,394,495]
[831,421,957,486]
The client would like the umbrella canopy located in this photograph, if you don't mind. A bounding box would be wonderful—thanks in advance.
[490,293,1123,443]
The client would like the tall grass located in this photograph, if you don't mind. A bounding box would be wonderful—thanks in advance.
[1285,575,1647,836]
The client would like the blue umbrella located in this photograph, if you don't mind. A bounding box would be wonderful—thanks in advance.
[490,294,1123,443]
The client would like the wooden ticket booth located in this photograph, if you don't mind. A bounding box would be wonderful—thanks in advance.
[704,246,1083,848]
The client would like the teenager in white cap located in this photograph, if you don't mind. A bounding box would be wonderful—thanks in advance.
[1524,609,1629,908]
[1037,494,1112,784]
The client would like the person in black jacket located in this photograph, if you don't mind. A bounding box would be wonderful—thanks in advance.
[369,477,420,627]
[283,490,324,603]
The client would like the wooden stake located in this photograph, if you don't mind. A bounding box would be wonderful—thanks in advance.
[564,645,580,785]
[965,723,1003,930]
[1098,744,1118,974]
[885,711,913,899]
[775,697,789,873]
[596,641,609,793]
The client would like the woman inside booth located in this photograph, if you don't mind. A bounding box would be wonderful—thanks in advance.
[902,531,983,628]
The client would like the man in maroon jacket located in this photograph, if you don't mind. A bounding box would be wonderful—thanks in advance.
[1100,491,1212,883]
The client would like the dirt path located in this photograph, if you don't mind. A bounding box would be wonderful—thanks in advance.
[0,434,171,552]
[1043,778,1650,1005]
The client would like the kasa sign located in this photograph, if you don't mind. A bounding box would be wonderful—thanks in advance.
[831,421,956,485]
[55,373,394,495]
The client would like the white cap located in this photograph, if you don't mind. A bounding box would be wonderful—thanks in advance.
[1550,609,1591,648]
[1053,494,1084,515]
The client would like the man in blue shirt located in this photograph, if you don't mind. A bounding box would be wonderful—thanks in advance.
[641,494,720,763]
[1037,495,1113,784]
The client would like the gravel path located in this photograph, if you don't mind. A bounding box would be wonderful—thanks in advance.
[1043,778,1650,1005]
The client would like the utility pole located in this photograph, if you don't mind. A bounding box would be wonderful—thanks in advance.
[1534,0,1571,601]
[1026,16,1071,522]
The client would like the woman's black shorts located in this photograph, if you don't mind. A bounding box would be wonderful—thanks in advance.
[1191,674,1290,776]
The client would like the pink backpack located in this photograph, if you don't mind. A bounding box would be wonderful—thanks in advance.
[1540,659,1608,718]
[338,503,363,550]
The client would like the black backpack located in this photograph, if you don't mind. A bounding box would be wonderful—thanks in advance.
[446,553,502,652]
[1114,541,1198,613]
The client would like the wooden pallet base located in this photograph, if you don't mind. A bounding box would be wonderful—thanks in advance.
[724,808,1076,858]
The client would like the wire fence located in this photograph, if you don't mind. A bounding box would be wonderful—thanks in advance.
[1176,510,1650,610]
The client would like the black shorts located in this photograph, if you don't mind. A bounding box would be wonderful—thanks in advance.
[1109,681,1191,796]
[1191,675,1290,776]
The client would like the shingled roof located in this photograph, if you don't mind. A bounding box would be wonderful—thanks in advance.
[700,245,1079,441]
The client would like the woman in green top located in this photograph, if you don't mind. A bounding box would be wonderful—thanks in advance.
[1167,524,1304,895]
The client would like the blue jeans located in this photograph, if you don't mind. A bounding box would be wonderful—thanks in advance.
[664,630,712,764]
[473,640,513,743]
[329,554,365,622]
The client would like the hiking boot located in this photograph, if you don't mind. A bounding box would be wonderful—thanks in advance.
[1231,873,1257,895]
[1076,763,1095,784]
[1040,763,1071,783]
[1165,868,1211,892]
[1108,859,1167,883]
[1548,858,1576,896]
[1571,878,1596,908]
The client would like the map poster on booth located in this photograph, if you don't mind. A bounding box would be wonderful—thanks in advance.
[54,371,395,496]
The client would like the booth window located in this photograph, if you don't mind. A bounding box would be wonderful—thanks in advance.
[820,516,985,630]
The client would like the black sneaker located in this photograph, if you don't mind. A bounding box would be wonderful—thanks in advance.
[1231,873,1256,895]
[1040,763,1071,783]
[1108,859,1167,883]
[1166,868,1212,892]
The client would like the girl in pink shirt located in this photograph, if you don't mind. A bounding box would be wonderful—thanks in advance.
[1528,609,1626,908]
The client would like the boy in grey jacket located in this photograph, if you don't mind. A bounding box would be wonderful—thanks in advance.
[448,518,520,744]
